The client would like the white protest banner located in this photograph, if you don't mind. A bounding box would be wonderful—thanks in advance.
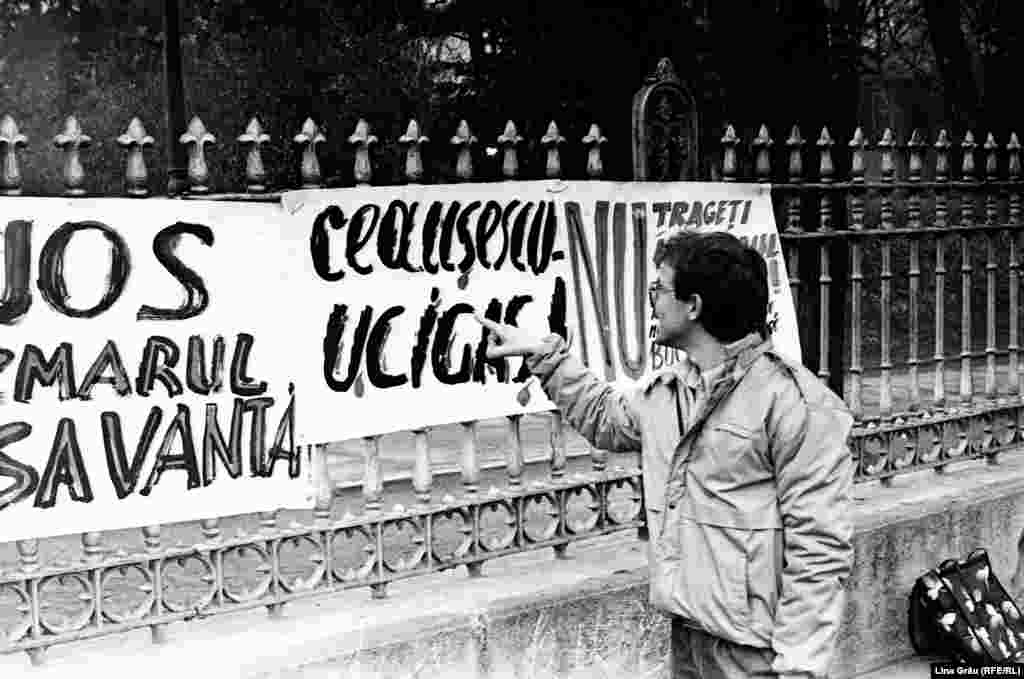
[555,181,801,380]
[280,180,799,445]
[0,199,311,543]
[280,182,565,443]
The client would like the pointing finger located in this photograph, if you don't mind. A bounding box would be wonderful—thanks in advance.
[565,324,576,352]
[473,313,504,334]
[486,344,515,359]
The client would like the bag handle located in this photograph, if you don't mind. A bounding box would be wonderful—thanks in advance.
[964,548,989,567]
[937,548,988,575]
[938,558,960,574]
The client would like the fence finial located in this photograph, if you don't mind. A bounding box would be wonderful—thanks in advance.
[784,126,804,236]
[81,531,103,564]
[53,115,91,197]
[117,117,154,197]
[962,130,977,180]
[984,132,999,180]
[199,517,222,542]
[720,124,739,182]
[646,57,680,85]
[785,125,804,181]
[752,124,773,182]
[179,116,216,194]
[16,538,39,573]
[348,118,378,186]
[540,121,565,179]
[934,129,952,182]
[450,120,477,181]
[142,524,161,553]
[1009,133,1021,223]
[1009,133,1021,179]
[498,120,522,179]
[848,128,868,233]
[907,129,924,182]
[878,128,896,181]
[984,133,1000,225]
[582,123,606,179]
[293,118,325,189]
[907,130,925,233]
[848,128,868,182]
[237,117,270,193]
[399,119,429,183]
[541,121,566,179]
[817,127,835,182]
[0,114,28,196]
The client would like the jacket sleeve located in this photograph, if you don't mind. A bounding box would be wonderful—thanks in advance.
[523,334,642,453]
[768,386,855,679]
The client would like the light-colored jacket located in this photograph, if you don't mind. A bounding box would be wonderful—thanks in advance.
[525,332,854,679]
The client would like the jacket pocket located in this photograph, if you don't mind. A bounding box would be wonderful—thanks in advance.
[744,527,784,645]
[650,511,753,644]
[712,422,757,438]
[700,423,773,490]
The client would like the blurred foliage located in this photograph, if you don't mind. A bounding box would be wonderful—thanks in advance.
[0,0,458,193]
[1,0,1023,193]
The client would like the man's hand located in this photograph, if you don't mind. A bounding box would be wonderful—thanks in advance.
[474,314,550,359]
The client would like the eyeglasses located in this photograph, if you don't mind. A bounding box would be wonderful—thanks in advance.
[647,280,674,307]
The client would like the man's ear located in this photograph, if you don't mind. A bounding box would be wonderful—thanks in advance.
[688,293,703,321]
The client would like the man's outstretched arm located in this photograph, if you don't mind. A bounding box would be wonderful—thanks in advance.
[524,334,642,453]
[475,316,642,453]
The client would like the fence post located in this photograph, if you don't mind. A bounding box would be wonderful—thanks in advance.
[631,57,700,181]
[847,128,868,420]
[784,125,810,364]
[1008,133,1022,398]
[820,127,848,401]
[933,130,952,410]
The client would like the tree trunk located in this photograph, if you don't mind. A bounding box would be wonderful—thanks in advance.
[921,0,981,133]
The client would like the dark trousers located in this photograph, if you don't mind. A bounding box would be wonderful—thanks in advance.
[671,618,778,679]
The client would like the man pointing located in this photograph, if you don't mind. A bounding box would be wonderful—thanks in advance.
[476,230,853,679]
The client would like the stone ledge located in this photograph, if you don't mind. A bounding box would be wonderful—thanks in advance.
[0,532,655,679]
[853,656,936,679]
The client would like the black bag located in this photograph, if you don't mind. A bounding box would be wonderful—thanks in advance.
[909,548,1024,663]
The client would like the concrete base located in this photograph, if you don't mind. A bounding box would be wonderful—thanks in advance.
[839,452,1024,678]
[853,657,934,679]
[5,453,1024,678]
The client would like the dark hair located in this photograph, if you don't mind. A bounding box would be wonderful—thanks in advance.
[653,230,769,342]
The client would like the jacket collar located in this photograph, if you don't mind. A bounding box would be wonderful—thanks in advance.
[644,332,770,395]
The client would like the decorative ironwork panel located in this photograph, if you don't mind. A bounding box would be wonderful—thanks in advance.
[631,58,700,181]
[0,467,642,659]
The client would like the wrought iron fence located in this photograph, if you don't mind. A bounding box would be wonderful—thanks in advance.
[715,123,1024,484]
[3,61,1024,664]
[0,109,647,665]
